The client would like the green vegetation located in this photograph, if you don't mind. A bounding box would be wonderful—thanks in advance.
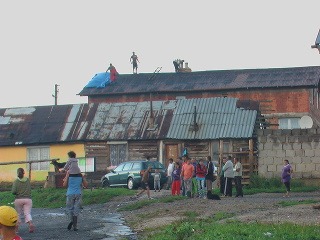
[143,220,320,240]
[0,187,134,208]
[243,174,318,195]
[118,195,185,211]
[211,211,235,221]
[278,199,320,207]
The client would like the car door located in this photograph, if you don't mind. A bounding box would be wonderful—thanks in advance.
[108,163,125,186]
[119,162,133,185]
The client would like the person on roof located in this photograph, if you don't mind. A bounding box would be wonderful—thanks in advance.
[106,63,119,82]
[130,52,139,74]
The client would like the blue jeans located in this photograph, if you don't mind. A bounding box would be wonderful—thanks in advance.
[66,194,81,217]
[197,178,206,198]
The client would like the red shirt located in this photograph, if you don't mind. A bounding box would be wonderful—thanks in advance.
[181,164,194,180]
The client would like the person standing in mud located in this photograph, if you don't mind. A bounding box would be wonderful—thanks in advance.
[63,171,88,231]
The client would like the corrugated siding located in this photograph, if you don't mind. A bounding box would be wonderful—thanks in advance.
[167,98,257,139]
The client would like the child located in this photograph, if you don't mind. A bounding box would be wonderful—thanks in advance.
[0,206,23,240]
[171,162,181,196]
[154,169,161,192]
[62,151,81,175]
[196,160,207,199]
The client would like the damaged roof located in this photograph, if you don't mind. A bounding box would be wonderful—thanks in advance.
[0,104,97,146]
[79,66,320,96]
[0,97,257,146]
[167,98,257,139]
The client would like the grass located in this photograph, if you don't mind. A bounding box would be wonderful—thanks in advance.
[118,195,185,211]
[143,220,320,240]
[278,199,320,207]
[0,187,134,208]
[211,211,235,221]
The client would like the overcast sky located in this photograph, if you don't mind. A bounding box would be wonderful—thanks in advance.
[1,1,320,108]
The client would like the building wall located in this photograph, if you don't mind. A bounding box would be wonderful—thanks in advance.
[257,128,320,179]
[89,88,311,114]
[0,143,85,182]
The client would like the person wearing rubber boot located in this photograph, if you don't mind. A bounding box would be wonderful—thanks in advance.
[63,171,88,231]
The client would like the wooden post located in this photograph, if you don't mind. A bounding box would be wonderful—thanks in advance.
[249,139,254,175]
[218,140,224,173]
[28,162,32,181]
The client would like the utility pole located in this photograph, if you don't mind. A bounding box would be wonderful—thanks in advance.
[52,84,59,105]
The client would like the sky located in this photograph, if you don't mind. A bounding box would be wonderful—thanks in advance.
[1,1,320,108]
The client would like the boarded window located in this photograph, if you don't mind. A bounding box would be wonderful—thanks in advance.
[27,147,50,171]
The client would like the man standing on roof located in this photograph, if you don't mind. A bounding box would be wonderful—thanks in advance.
[106,63,118,82]
[130,52,139,74]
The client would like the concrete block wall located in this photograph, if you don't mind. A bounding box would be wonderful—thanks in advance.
[257,128,320,179]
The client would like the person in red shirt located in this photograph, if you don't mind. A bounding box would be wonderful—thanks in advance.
[0,206,23,240]
[196,160,207,199]
[106,63,119,82]
[181,158,194,198]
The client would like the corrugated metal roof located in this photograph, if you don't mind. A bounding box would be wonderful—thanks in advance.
[86,101,176,141]
[0,104,96,146]
[79,66,320,96]
[0,98,257,146]
[167,98,257,139]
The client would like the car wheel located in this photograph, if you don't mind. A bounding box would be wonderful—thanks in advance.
[102,178,110,188]
[127,178,134,190]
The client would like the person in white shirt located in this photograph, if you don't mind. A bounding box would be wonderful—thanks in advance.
[166,158,174,190]
[222,156,234,197]
[233,157,243,197]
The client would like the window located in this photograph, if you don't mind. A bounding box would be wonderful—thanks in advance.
[132,162,141,170]
[27,147,50,171]
[78,157,95,172]
[279,118,300,129]
[114,163,125,172]
[109,143,127,166]
[123,163,133,171]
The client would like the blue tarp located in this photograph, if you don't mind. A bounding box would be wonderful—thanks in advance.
[85,72,110,88]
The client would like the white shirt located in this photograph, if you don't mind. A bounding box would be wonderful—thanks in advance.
[167,163,174,176]
[233,162,242,177]
[223,160,234,178]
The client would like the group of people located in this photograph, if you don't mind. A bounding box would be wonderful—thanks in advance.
[165,155,244,199]
[106,52,140,79]
[0,151,86,239]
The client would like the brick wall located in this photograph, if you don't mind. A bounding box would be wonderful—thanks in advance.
[89,88,310,114]
[257,128,320,179]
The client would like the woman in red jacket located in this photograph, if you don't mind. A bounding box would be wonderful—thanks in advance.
[196,160,207,199]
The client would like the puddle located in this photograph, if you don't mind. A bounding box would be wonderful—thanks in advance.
[93,213,137,239]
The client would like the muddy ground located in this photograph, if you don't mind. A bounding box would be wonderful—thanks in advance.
[18,190,320,240]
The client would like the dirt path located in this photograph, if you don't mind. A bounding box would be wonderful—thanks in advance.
[17,190,320,239]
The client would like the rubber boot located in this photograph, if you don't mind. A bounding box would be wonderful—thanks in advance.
[67,215,73,230]
[73,216,78,231]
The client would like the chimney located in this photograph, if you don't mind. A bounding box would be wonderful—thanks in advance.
[180,62,192,72]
